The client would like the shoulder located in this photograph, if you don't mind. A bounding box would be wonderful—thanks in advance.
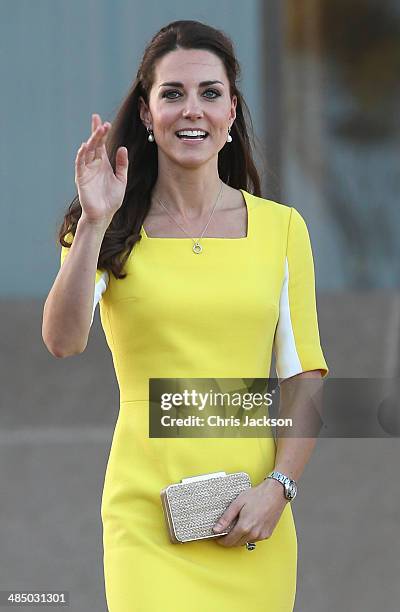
[244,190,308,231]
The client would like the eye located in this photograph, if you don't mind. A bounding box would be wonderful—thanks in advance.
[162,90,180,99]
[203,88,221,99]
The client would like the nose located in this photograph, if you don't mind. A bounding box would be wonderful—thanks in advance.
[182,93,203,119]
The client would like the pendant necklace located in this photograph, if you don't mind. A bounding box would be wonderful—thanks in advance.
[152,180,224,254]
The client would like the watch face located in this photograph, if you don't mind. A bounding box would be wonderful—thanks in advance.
[285,481,297,500]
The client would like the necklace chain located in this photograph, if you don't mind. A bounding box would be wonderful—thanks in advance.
[152,180,224,254]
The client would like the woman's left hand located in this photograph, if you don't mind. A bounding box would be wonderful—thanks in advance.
[212,478,289,547]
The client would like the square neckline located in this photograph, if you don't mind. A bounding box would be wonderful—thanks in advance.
[140,188,250,241]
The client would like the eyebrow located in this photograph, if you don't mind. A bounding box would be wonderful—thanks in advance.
[159,80,224,88]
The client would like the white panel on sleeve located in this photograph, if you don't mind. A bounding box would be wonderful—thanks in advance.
[90,271,109,326]
[274,257,303,380]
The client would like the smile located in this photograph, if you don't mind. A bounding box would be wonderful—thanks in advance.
[175,130,209,142]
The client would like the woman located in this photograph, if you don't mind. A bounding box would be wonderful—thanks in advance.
[42,19,328,612]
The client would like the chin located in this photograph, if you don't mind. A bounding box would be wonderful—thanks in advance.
[177,158,210,169]
[169,151,215,169]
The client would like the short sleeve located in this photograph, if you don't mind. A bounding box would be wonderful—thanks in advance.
[273,207,329,380]
[60,231,109,327]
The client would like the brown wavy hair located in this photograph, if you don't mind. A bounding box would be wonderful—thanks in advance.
[58,19,262,280]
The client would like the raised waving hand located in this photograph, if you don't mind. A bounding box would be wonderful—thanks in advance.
[75,114,129,226]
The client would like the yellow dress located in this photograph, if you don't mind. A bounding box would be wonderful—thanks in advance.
[60,189,328,612]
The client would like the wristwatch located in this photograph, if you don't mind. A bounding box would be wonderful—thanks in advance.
[265,470,298,501]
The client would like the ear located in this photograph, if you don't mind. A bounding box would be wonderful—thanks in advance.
[230,94,237,124]
[139,96,152,128]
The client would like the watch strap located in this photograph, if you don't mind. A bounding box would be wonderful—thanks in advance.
[265,470,297,500]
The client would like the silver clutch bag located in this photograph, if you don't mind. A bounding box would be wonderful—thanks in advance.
[160,471,252,544]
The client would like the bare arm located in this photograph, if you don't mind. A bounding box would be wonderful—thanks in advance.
[42,216,109,357]
[271,369,324,482]
[42,113,129,358]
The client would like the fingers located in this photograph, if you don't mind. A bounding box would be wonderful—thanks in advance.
[114,146,129,184]
[81,121,111,165]
[75,115,117,181]
[75,124,108,179]
[91,114,106,162]
[75,141,87,180]
[93,123,109,162]
[215,523,258,548]
[91,113,101,134]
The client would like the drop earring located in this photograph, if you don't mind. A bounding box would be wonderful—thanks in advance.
[227,126,232,143]
[147,127,154,143]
